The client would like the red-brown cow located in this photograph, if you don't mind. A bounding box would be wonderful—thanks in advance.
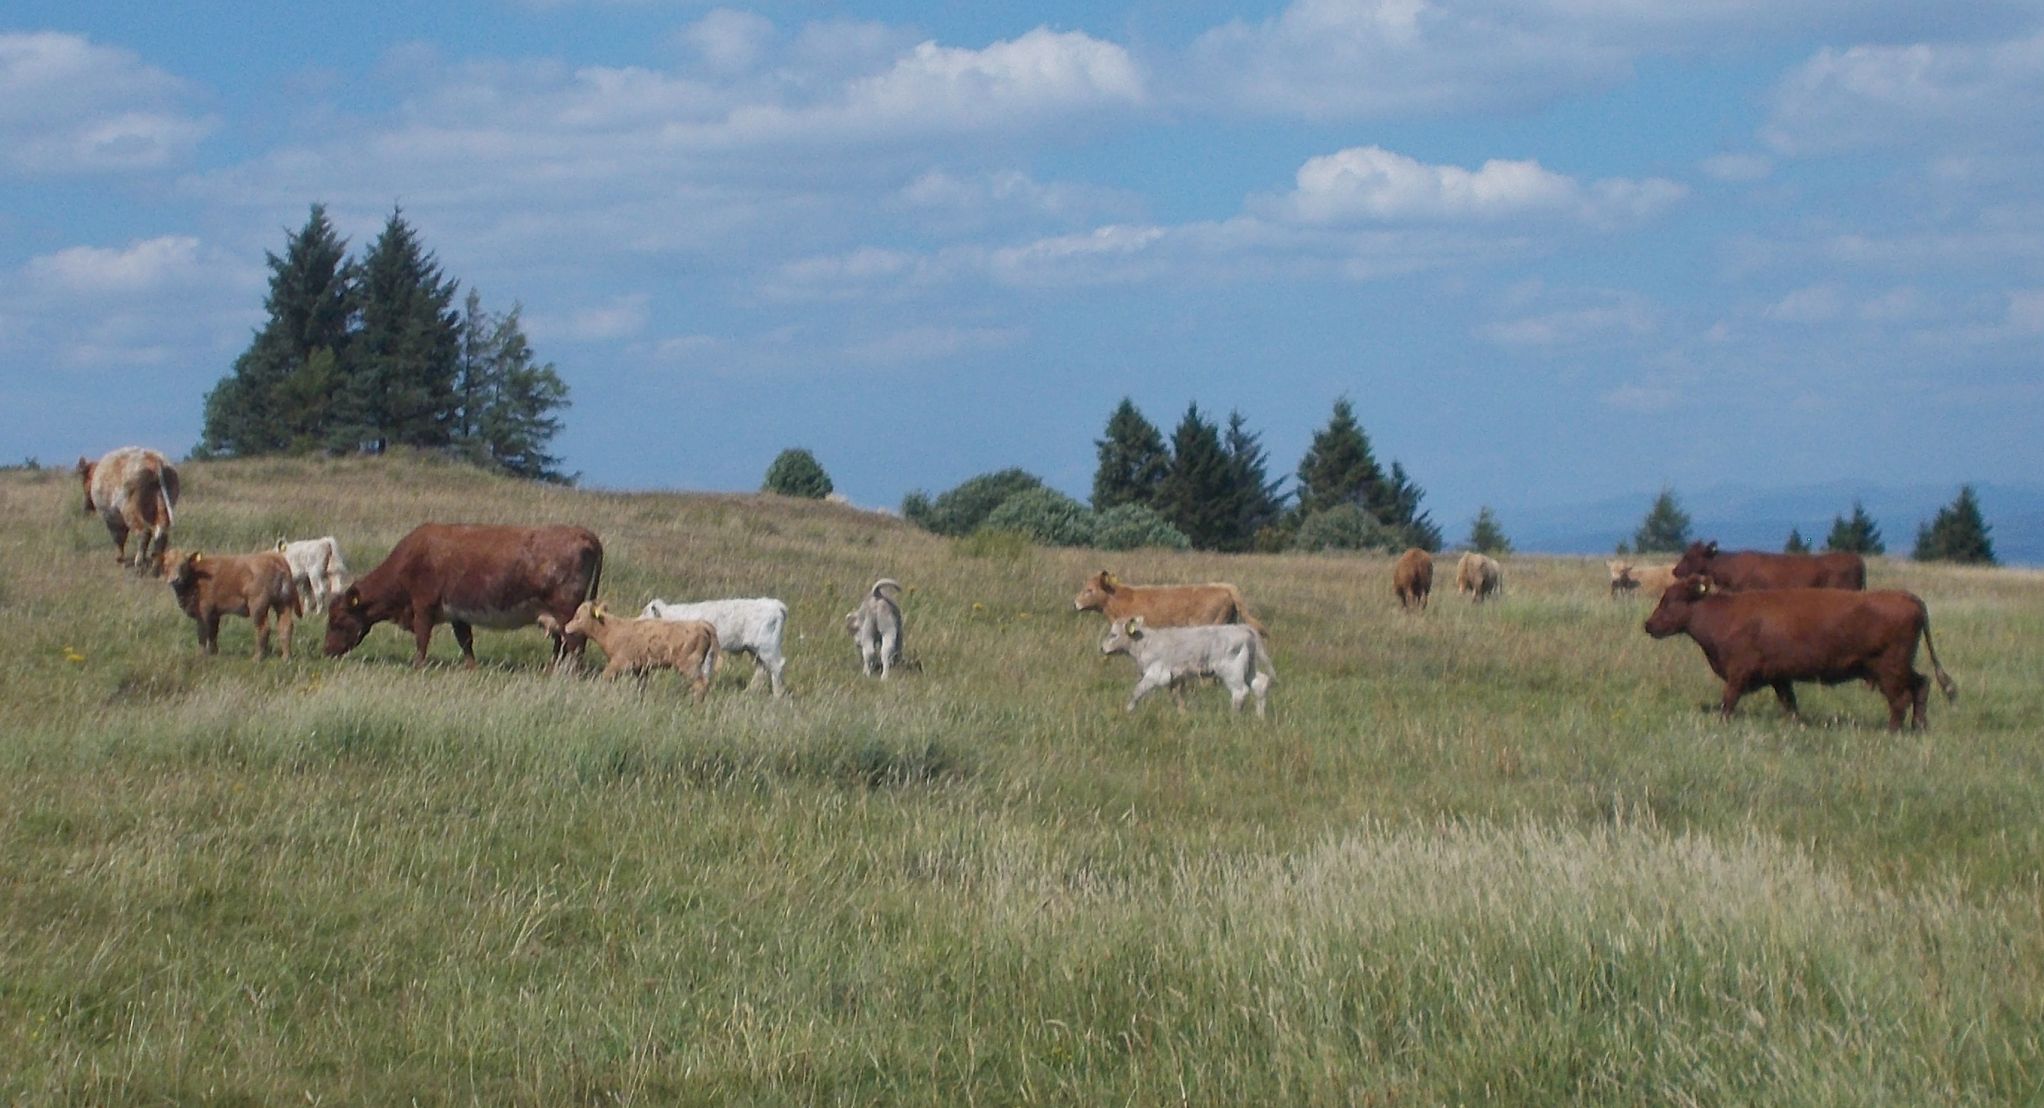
[324,523,604,669]
[1643,576,1956,730]
[1671,540,1865,591]
[165,549,301,660]
[1073,570,1267,636]
[1393,548,1433,611]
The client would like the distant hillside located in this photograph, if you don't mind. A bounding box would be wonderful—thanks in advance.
[1508,481,2044,566]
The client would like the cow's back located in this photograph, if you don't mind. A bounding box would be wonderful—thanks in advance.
[1709,549,1865,591]
[372,523,602,611]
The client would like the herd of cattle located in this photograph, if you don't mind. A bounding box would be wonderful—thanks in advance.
[73,446,1960,730]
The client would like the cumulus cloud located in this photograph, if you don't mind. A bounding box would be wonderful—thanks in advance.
[1259,145,1683,227]
[27,236,214,294]
[0,32,214,174]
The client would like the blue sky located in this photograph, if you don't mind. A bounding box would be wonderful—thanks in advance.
[4,1,2041,539]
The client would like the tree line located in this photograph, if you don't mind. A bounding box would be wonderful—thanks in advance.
[197,205,572,482]
[1626,487,1996,564]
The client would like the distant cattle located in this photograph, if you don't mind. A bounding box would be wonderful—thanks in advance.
[1607,560,1678,600]
[1100,616,1274,718]
[641,596,789,696]
[1643,576,1956,730]
[165,549,300,660]
[548,602,718,702]
[1393,548,1433,611]
[1073,571,1266,635]
[276,536,352,614]
[77,447,180,573]
[845,578,906,679]
[1671,540,1865,592]
[1456,552,1502,603]
[324,523,603,669]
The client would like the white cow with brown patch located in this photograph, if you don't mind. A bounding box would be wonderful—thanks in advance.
[77,447,180,573]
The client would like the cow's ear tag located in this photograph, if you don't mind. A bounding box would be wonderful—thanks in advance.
[191,552,202,565]
[348,593,362,609]
[1697,580,1710,595]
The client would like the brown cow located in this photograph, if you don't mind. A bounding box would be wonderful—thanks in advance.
[1671,540,1865,591]
[1607,559,1678,599]
[1393,548,1433,611]
[165,549,301,660]
[324,523,604,669]
[77,446,180,573]
[1072,570,1266,635]
[1455,551,1502,603]
[1643,576,1956,730]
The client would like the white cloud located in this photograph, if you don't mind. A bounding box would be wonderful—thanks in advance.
[0,32,214,174]
[1261,145,1682,226]
[1482,298,1657,348]
[1764,34,2044,157]
[525,294,650,342]
[27,236,209,293]
[683,9,777,75]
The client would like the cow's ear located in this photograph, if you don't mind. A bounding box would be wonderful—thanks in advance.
[191,552,202,565]
[1705,541,1718,555]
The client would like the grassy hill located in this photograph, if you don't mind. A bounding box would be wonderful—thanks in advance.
[3,453,2041,1103]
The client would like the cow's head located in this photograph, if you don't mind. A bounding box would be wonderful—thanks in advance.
[1670,540,1718,579]
[76,457,96,513]
[1073,570,1119,613]
[165,551,206,613]
[1642,575,1711,638]
[323,586,374,657]
[562,601,603,640]
[1100,616,1144,656]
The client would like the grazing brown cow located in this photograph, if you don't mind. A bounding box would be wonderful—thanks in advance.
[1393,548,1433,611]
[77,446,180,573]
[1073,570,1266,635]
[1643,576,1956,730]
[1607,559,1678,599]
[165,550,301,660]
[1671,540,1865,591]
[324,523,604,669]
[1455,552,1502,603]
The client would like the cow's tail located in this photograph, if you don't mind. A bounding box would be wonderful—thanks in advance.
[871,578,902,600]
[1249,628,1276,680]
[583,540,605,606]
[1919,601,1958,703]
[1229,585,1270,642]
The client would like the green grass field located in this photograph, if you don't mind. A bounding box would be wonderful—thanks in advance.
[3,454,2040,1104]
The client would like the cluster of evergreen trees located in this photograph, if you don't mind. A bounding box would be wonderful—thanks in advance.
[197,205,571,482]
[1626,487,1996,564]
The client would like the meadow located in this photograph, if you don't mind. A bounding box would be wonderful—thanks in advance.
[1,453,2040,1104]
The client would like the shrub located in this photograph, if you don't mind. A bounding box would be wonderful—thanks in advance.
[981,487,1095,547]
[1291,504,1399,553]
[902,469,1044,536]
[763,448,833,499]
[1092,503,1192,551]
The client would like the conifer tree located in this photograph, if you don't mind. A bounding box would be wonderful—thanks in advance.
[1824,500,1885,555]
[1157,404,1236,550]
[1784,527,1811,554]
[1295,397,1384,518]
[460,296,571,482]
[1380,460,1441,551]
[342,208,460,452]
[1632,487,1693,554]
[1091,398,1170,512]
[199,204,356,456]
[1913,486,1997,564]
[1467,506,1512,555]
[1220,410,1285,552]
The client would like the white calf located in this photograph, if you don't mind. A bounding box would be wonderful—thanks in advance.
[844,578,905,678]
[1100,617,1274,718]
[275,536,352,614]
[640,596,790,697]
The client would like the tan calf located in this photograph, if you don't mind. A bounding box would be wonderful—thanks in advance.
[547,602,719,702]
[165,550,301,660]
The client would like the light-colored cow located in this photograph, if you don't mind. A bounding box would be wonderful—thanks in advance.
[1456,552,1502,603]
[275,536,352,614]
[844,578,905,678]
[1073,570,1267,635]
[77,446,180,573]
[1607,559,1677,599]
[547,602,719,702]
[1099,616,1274,718]
[640,596,789,697]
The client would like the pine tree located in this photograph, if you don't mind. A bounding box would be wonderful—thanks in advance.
[1824,500,1885,555]
[1090,398,1170,512]
[199,204,356,456]
[1632,487,1692,554]
[1784,527,1811,554]
[763,448,833,499]
[1467,506,1512,555]
[1914,486,1997,564]
[1295,397,1384,518]
[1220,410,1285,552]
[1379,460,1441,551]
[342,208,461,452]
[1157,404,1236,551]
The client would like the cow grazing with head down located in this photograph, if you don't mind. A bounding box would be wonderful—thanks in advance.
[1393,548,1433,611]
[1455,552,1502,603]
[1672,540,1865,592]
[1643,576,1956,730]
[324,523,603,669]
[1072,571,1267,636]
[1607,559,1678,600]
[77,447,180,573]
[165,549,301,660]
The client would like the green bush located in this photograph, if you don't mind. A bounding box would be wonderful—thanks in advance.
[980,487,1095,547]
[763,448,833,499]
[903,469,1044,536]
[1092,503,1192,551]
[1291,504,1398,553]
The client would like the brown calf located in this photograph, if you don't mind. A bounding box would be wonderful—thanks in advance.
[165,550,301,660]
[1073,570,1267,635]
[1643,576,1956,730]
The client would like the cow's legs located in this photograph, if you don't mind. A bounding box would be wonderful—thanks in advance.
[450,620,478,669]
[199,612,220,655]
[1126,673,1168,713]
[410,614,438,668]
[1771,680,1801,721]
[110,523,130,566]
[1909,671,1930,729]
[877,627,897,679]
[276,606,295,661]
[253,607,272,661]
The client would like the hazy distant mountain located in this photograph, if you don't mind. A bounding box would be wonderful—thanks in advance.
[1507,481,2044,566]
